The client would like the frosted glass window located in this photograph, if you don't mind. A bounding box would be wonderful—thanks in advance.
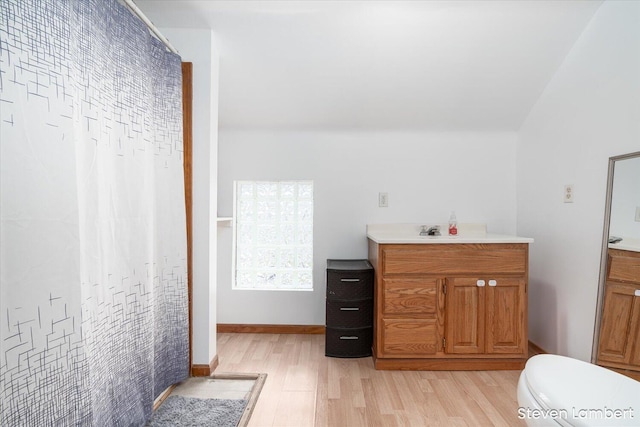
[233,181,314,290]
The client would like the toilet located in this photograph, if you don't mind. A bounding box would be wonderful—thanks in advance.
[517,354,640,426]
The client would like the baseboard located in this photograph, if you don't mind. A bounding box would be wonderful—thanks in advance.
[191,354,219,377]
[527,340,547,357]
[374,357,527,371]
[217,324,325,334]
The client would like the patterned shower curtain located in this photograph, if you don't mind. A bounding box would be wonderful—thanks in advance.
[0,0,189,425]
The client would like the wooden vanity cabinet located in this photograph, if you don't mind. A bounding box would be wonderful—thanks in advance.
[368,242,528,370]
[597,249,640,374]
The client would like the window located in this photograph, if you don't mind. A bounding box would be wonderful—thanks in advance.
[233,181,314,290]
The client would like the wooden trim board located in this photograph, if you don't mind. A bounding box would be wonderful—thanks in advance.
[153,384,177,411]
[528,340,547,356]
[181,62,194,375]
[373,356,527,371]
[191,354,219,377]
[217,324,325,334]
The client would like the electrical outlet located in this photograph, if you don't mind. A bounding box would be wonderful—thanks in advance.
[635,206,640,222]
[564,185,574,203]
[379,192,388,207]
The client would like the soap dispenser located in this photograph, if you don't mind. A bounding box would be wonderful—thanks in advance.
[448,211,458,236]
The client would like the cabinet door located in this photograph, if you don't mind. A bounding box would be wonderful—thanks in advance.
[445,277,484,354]
[598,282,640,366]
[485,278,526,355]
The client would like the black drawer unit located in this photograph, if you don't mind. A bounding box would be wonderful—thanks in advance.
[325,259,374,358]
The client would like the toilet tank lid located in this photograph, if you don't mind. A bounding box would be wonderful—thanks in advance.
[524,354,640,427]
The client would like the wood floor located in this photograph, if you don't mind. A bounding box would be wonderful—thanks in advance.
[215,333,527,427]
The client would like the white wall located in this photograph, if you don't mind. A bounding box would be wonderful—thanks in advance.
[160,28,219,365]
[217,130,518,325]
[517,1,640,361]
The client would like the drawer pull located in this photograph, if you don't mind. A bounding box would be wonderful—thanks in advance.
[489,280,497,287]
[340,307,360,311]
[635,290,640,297]
[340,278,361,282]
[477,280,485,287]
[339,336,359,340]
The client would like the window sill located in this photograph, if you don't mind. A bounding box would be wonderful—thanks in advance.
[216,217,233,227]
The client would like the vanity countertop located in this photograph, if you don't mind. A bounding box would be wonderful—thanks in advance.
[367,223,534,244]
[609,237,640,253]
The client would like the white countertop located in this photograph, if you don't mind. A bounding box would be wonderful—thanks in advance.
[608,237,640,253]
[367,223,534,244]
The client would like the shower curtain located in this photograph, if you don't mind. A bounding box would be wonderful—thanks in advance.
[0,0,189,425]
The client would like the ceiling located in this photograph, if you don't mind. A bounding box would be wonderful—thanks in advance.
[135,0,602,131]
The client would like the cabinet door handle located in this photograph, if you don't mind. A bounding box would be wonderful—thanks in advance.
[340,307,360,311]
[340,278,361,282]
[489,280,497,287]
[339,336,359,340]
[477,280,485,287]
[635,290,640,297]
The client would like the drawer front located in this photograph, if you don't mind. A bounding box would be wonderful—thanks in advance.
[325,327,373,358]
[327,270,373,300]
[382,278,437,316]
[326,299,373,328]
[382,244,526,275]
[608,250,640,284]
[380,318,438,357]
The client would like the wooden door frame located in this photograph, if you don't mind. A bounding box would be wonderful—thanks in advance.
[181,62,193,372]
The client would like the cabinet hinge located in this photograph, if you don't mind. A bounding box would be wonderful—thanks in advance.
[442,338,446,349]
[443,283,447,295]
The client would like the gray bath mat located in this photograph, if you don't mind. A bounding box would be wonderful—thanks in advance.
[148,395,247,427]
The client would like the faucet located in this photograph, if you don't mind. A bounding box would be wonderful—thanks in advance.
[420,225,441,236]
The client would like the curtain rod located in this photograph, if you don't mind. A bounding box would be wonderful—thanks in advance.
[121,0,179,54]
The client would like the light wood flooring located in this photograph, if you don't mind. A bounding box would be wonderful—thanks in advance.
[215,333,528,427]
